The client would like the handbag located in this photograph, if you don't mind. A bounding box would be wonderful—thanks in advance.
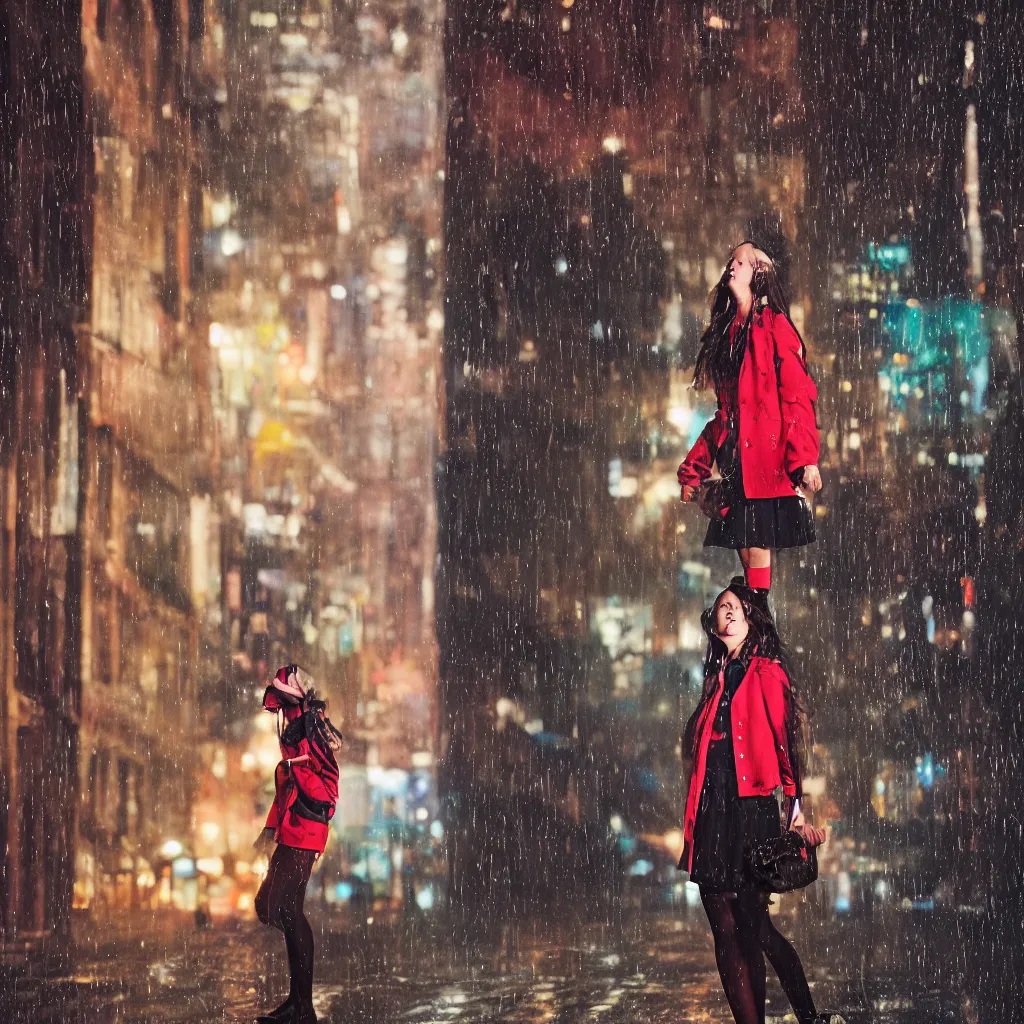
[697,478,731,520]
[290,781,334,824]
[746,829,818,893]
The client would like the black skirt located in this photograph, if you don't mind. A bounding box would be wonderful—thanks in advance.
[704,493,815,551]
[703,428,815,551]
[688,747,783,894]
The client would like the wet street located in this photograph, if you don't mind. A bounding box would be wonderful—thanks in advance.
[2,907,971,1023]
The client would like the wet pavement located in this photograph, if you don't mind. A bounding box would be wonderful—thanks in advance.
[1,907,971,1023]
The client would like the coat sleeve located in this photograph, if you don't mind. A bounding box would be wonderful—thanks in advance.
[761,662,799,797]
[265,763,288,829]
[289,738,335,804]
[771,311,820,476]
[678,407,727,489]
[265,796,281,830]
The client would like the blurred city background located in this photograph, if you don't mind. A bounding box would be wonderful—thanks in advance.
[1,1,1024,1021]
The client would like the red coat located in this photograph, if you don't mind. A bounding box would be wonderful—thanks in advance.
[678,308,820,499]
[264,703,337,853]
[681,656,799,873]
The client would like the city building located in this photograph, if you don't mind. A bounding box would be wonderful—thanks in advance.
[74,0,217,918]
[0,0,90,942]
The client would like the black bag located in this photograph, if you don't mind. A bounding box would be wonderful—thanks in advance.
[746,830,818,893]
[697,478,732,520]
[291,785,333,824]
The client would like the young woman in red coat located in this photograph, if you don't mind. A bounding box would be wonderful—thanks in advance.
[254,666,341,1024]
[678,242,821,601]
[681,580,834,1024]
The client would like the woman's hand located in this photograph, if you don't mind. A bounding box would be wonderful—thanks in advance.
[681,484,697,502]
[798,465,822,495]
[281,754,311,770]
[789,814,827,847]
[796,824,827,847]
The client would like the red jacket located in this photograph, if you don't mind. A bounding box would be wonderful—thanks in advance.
[264,703,337,853]
[678,308,820,500]
[681,656,799,873]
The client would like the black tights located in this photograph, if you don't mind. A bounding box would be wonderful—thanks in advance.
[701,890,817,1024]
[256,844,317,1007]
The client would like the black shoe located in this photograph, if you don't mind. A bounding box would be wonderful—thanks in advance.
[727,575,773,617]
[256,998,295,1024]
[289,1002,317,1024]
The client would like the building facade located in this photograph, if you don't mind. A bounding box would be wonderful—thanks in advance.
[0,1,217,938]
[74,0,217,918]
[0,1,91,942]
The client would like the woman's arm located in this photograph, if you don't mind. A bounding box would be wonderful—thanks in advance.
[771,311,820,479]
[782,794,800,827]
[761,662,799,798]
[287,742,334,802]
[677,408,728,493]
[265,798,281,830]
[763,663,828,846]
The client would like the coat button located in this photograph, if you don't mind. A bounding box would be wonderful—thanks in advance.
[742,775,747,782]
[739,753,744,759]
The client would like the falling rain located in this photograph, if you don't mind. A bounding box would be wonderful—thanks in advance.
[1,2,1023,1022]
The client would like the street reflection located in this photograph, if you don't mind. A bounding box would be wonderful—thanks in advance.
[0,907,972,1022]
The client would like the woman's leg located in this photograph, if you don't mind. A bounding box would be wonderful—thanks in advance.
[255,845,318,1016]
[702,891,766,1024]
[275,847,317,1009]
[255,846,283,931]
[733,894,769,1012]
[737,891,818,1024]
[738,547,772,592]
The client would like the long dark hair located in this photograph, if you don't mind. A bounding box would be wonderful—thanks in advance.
[692,242,805,392]
[682,580,806,782]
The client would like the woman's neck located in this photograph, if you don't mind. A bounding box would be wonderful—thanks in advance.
[722,638,745,660]
[734,293,753,321]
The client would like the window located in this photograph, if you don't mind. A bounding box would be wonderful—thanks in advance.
[92,582,115,685]
[124,0,146,87]
[82,751,99,832]
[124,457,188,608]
[161,180,181,317]
[188,0,204,41]
[50,368,79,537]
[152,0,176,102]
[116,759,131,837]
[95,427,113,545]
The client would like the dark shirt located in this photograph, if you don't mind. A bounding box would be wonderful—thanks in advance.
[716,322,744,493]
[706,658,747,775]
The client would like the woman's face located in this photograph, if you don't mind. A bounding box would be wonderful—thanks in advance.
[274,667,305,700]
[726,243,757,301]
[714,590,750,647]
